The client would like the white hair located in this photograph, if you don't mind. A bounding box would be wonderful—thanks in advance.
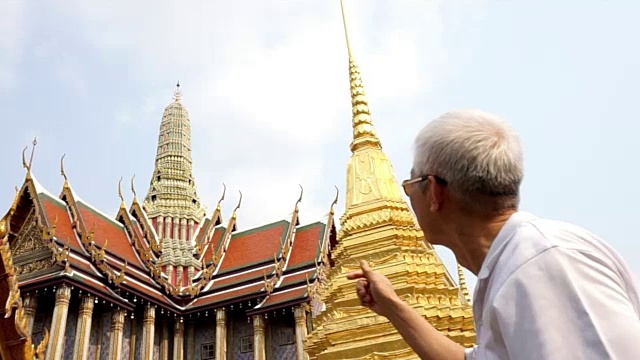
[413,109,524,211]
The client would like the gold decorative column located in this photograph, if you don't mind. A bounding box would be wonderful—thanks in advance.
[161,319,170,360]
[129,317,138,360]
[252,314,266,360]
[22,293,39,336]
[173,319,184,360]
[108,309,126,360]
[186,321,196,360]
[215,309,227,360]
[72,294,95,360]
[46,284,72,360]
[294,306,309,360]
[141,304,156,360]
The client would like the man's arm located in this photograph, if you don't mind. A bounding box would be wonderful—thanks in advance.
[493,247,640,359]
[347,260,467,360]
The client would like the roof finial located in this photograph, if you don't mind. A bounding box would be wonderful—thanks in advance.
[118,177,126,208]
[457,263,472,304]
[131,174,138,201]
[338,1,381,153]
[22,138,38,179]
[295,184,303,213]
[60,154,69,188]
[173,81,182,102]
[330,185,339,215]
[216,183,227,211]
[232,190,242,219]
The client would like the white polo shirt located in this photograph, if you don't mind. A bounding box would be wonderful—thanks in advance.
[465,212,640,360]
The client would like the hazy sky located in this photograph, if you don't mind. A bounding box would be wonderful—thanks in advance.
[1,0,639,294]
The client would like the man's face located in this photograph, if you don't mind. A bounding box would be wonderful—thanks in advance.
[404,169,446,246]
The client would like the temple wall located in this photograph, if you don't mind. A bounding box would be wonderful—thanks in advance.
[194,318,216,360]
[122,316,132,359]
[99,311,111,360]
[231,313,253,360]
[32,293,53,347]
[154,319,161,359]
[134,315,143,360]
[270,313,297,360]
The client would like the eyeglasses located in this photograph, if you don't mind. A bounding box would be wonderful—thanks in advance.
[401,174,447,196]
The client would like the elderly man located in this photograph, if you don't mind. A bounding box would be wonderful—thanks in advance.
[348,109,640,359]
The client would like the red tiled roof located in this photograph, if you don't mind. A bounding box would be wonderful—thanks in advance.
[212,265,274,290]
[287,222,324,271]
[217,220,289,274]
[278,269,315,288]
[259,286,308,309]
[37,193,83,252]
[190,282,265,308]
[76,201,145,270]
[202,226,226,264]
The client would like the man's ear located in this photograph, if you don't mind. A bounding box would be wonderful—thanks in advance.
[429,176,445,212]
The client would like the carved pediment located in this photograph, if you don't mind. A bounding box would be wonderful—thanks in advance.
[12,208,56,278]
[11,208,48,256]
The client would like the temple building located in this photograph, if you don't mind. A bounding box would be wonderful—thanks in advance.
[0,2,475,360]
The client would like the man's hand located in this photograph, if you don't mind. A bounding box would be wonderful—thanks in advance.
[346,260,401,318]
[347,259,467,360]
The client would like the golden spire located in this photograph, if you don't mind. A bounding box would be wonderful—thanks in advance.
[173,81,182,102]
[458,263,472,304]
[294,184,303,214]
[340,0,381,153]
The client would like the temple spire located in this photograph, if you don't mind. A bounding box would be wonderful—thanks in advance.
[340,0,382,153]
[173,81,182,102]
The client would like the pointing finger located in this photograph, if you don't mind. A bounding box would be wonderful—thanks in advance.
[346,269,364,280]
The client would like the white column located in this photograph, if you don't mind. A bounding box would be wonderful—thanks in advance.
[294,306,309,360]
[141,304,156,360]
[253,314,266,360]
[108,309,126,360]
[22,293,39,336]
[157,217,165,239]
[180,219,187,241]
[173,319,184,360]
[46,284,72,360]
[215,309,227,360]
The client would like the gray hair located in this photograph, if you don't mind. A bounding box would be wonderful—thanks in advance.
[413,109,524,212]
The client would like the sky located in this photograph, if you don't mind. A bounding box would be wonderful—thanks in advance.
[1,0,639,296]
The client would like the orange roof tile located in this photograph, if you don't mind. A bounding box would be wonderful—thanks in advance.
[259,286,308,309]
[202,226,226,264]
[287,222,324,271]
[37,193,83,252]
[279,269,315,288]
[212,265,274,290]
[76,201,144,270]
[190,282,265,308]
[217,220,289,274]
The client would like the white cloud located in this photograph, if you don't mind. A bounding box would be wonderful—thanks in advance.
[0,0,25,93]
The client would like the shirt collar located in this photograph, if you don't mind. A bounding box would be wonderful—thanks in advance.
[476,211,537,280]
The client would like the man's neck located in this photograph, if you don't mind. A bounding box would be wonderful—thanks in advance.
[449,209,516,275]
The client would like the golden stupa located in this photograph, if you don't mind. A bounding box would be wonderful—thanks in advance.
[304,2,476,359]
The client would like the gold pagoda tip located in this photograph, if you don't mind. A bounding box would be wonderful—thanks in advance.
[340,0,353,59]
